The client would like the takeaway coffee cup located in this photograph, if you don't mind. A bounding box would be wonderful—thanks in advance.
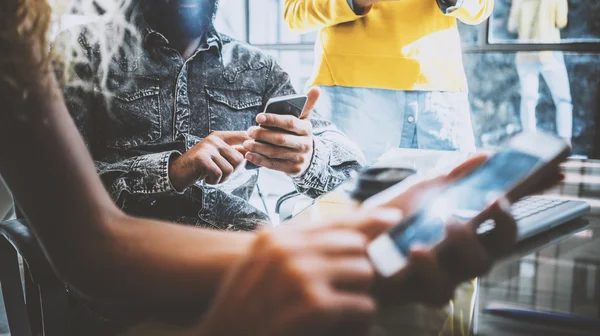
[350,167,416,202]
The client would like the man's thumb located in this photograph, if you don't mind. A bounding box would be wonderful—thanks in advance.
[300,87,320,120]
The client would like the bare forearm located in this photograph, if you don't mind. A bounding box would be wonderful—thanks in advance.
[0,45,253,310]
[76,214,254,307]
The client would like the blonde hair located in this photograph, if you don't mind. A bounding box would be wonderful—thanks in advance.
[1,0,138,95]
[0,0,52,95]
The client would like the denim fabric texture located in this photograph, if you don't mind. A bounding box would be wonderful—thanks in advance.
[59,14,364,335]
[61,17,364,232]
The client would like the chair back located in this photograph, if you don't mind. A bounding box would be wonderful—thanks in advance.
[0,176,66,336]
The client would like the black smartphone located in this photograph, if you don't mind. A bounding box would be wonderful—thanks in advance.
[350,167,417,202]
[263,94,308,118]
[246,94,308,169]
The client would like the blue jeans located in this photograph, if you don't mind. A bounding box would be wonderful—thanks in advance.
[314,86,476,164]
[516,52,573,139]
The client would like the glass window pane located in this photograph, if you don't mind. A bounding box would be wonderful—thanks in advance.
[262,50,315,91]
[248,0,316,44]
[464,52,599,157]
[458,22,480,48]
[215,0,247,41]
[490,0,600,44]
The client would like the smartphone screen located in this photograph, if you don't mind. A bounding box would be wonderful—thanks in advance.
[388,149,544,258]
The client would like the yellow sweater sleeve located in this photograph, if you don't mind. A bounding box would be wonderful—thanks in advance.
[447,0,495,25]
[555,0,568,29]
[284,0,366,33]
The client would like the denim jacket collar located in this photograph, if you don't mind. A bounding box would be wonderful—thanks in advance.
[131,7,223,54]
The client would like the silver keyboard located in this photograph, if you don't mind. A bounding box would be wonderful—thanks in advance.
[478,196,590,241]
[512,196,569,221]
[511,196,590,241]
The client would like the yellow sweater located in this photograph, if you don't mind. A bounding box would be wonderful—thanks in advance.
[284,0,494,92]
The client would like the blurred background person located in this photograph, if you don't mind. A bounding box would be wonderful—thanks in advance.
[284,0,494,164]
[508,0,573,146]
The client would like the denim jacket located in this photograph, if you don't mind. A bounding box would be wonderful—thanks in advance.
[60,19,364,231]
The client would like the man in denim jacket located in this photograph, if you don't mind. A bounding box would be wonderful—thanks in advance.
[62,0,364,232]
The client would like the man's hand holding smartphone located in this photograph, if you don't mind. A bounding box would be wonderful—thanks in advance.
[243,88,319,177]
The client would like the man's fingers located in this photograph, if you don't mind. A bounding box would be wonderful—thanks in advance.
[246,152,304,176]
[214,131,252,146]
[203,160,224,185]
[211,156,234,184]
[248,126,311,151]
[300,87,320,120]
[219,145,245,168]
[255,114,311,136]
[233,145,248,157]
[243,140,305,162]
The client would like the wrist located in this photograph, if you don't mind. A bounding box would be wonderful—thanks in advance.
[168,156,189,192]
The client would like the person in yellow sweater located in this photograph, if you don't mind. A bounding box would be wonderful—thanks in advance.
[284,0,494,163]
[508,0,572,145]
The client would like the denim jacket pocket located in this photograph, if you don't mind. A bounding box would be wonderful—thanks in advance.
[101,75,161,149]
[205,87,262,133]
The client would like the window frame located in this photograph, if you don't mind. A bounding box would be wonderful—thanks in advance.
[236,1,600,157]
[238,0,600,54]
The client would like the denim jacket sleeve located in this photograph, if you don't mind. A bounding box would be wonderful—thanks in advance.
[61,61,182,205]
[261,59,365,198]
